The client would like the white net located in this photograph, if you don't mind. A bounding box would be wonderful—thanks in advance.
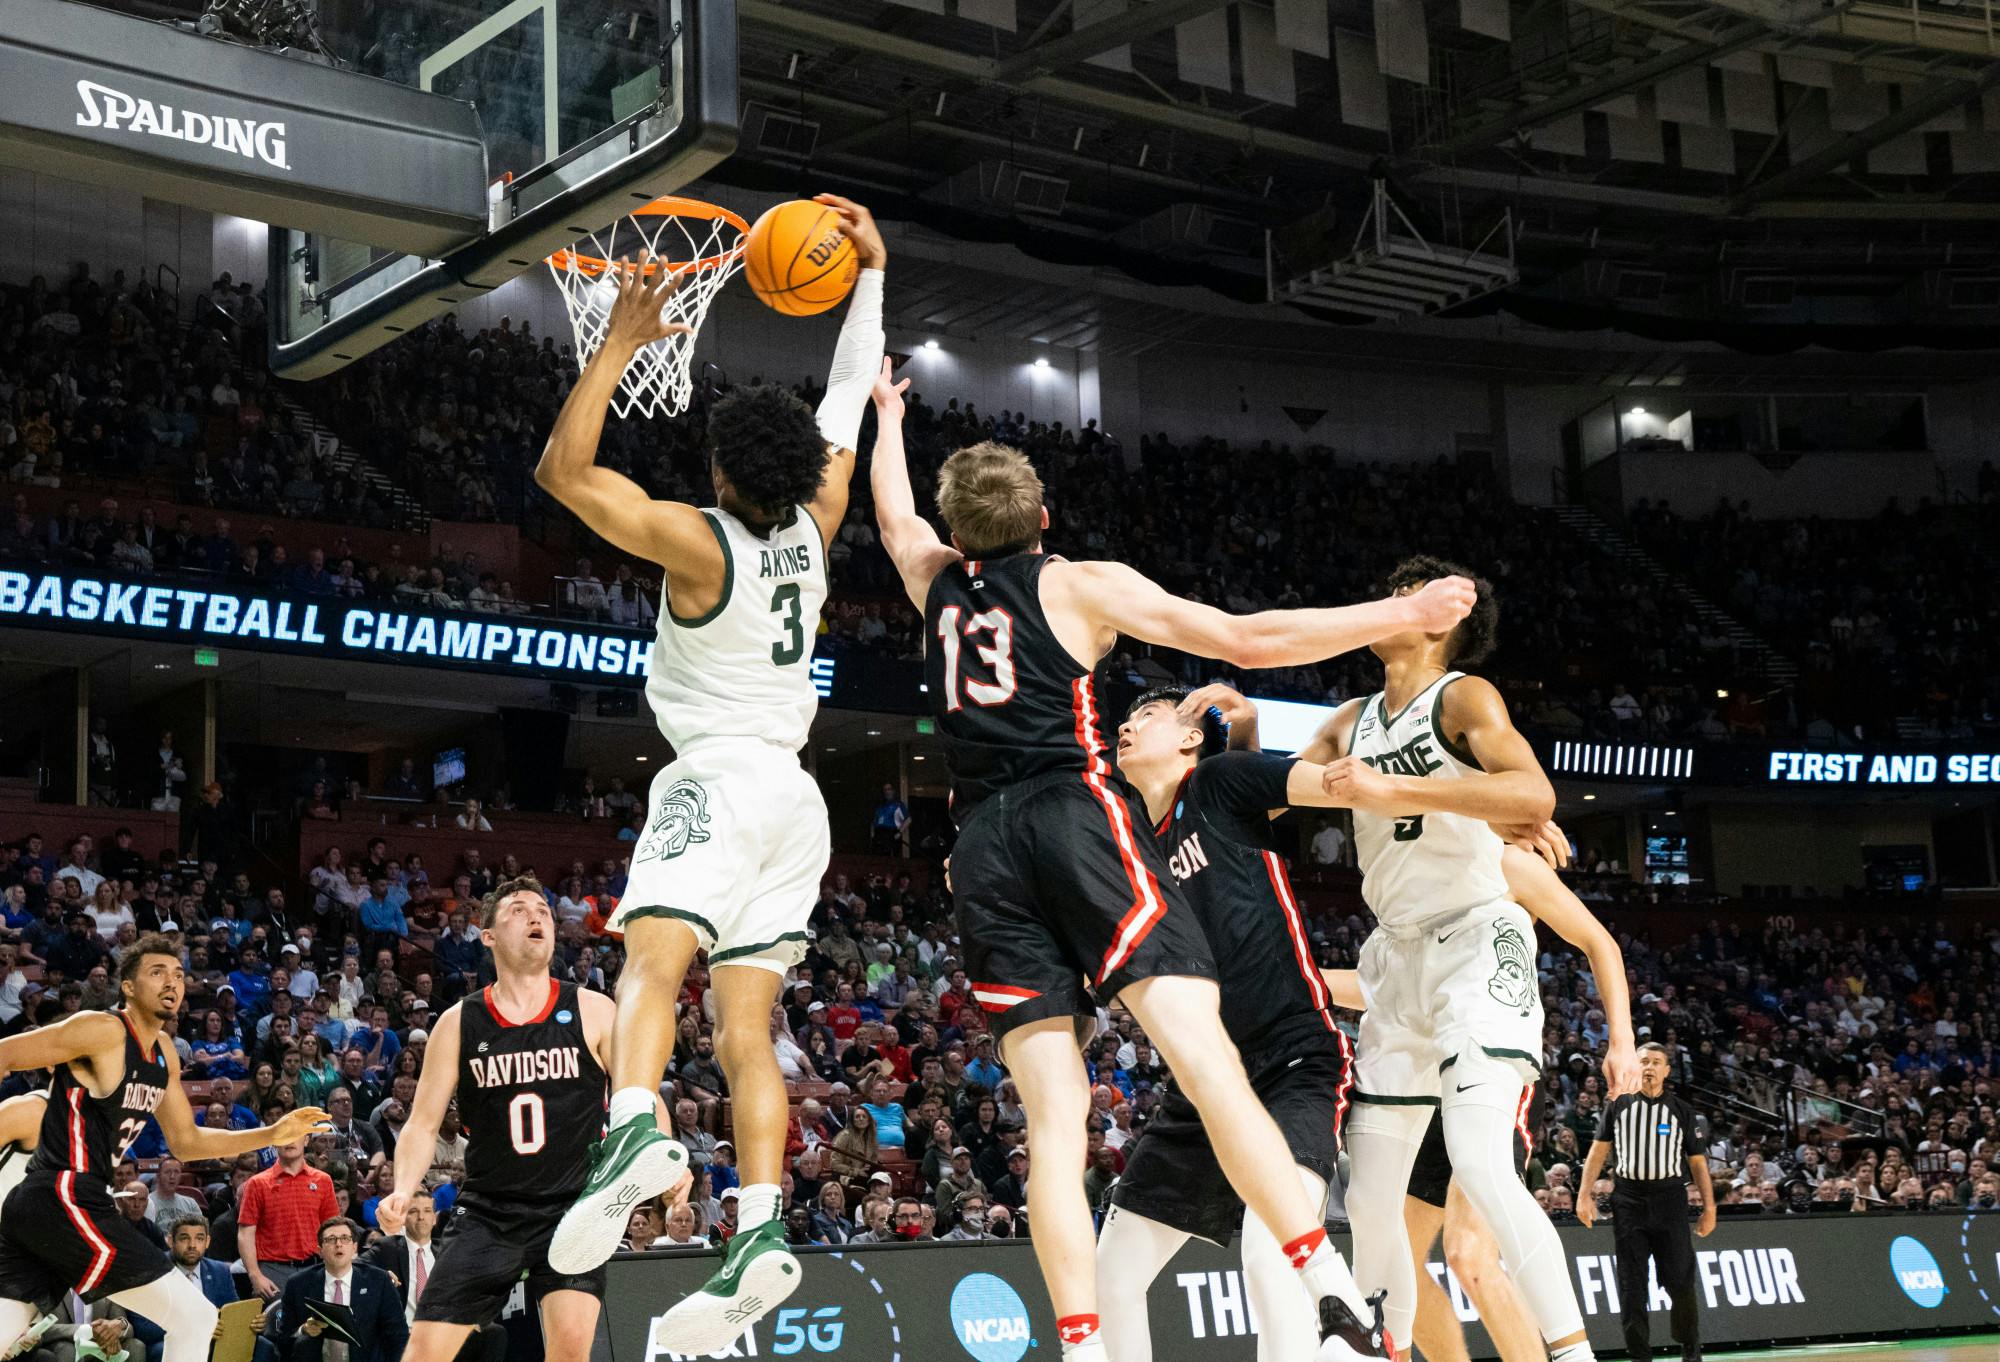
[546,199,747,419]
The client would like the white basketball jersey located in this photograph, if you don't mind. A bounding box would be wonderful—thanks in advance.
[1346,670,1509,929]
[646,506,826,753]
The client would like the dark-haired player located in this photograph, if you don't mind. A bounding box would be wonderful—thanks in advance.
[0,935,326,1362]
[1296,554,1597,1362]
[1096,688,1365,1362]
[1312,844,1635,1362]
[379,877,641,1362]
[868,372,1475,1362]
[534,195,884,1352]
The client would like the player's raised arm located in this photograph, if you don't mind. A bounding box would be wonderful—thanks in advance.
[803,195,886,547]
[1501,846,1638,1097]
[533,256,724,578]
[870,359,961,607]
[154,1046,326,1160]
[1056,560,1475,672]
[1321,675,1554,826]
[377,1002,461,1233]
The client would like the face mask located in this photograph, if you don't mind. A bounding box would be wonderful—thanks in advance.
[962,1211,987,1231]
[893,1221,923,1240]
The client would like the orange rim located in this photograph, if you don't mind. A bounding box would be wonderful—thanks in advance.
[548,195,750,277]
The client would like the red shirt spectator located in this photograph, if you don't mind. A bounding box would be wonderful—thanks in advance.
[238,1146,340,1286]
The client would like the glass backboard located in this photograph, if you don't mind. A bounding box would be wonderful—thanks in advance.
[269,0,736,379]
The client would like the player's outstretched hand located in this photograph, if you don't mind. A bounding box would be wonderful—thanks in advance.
[1493,819,1570,869]
[1603,1039,1641,1100]
[267,1105,332,1146]
[1319,755,1395,812]
[872,356,910,415]
[1400,575,1477,634]
[602,252,693,356]
[1177,683,1255,731]
[376,1191,411,1236]
[814,194,886,269]
[664,1168,694,1211]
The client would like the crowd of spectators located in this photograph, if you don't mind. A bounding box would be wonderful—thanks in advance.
[4,808,1998,1301]
[1628,496,2000,745]
[12,264,1994,744]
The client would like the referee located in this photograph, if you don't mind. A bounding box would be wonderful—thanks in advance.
[1577,1042,1714,1362]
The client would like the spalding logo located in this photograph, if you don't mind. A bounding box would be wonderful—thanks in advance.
[949,1272,1032,1362]
[1890,1235,1947,1308]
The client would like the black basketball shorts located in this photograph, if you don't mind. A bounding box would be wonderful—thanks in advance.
[416,1200,607,1326]
[1110,1038,1351,1245]
[1407,1080,1544,1209]
[0,1171,175,1309]
[951,771,1216,1041]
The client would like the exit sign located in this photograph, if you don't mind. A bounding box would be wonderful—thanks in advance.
[915,718,936,735]
[193,648,219,667]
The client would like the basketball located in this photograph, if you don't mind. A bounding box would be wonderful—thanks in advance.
[742,199,858,316]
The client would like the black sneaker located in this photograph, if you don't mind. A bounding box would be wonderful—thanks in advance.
[1315,1289,1394,1362]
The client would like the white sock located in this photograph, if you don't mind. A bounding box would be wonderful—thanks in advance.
[737,1182,781,1232]
[1552,1341,1597,1362]
[1061,1339,1108,1362]
[1298,1240,1370,1320]
[609,1086,657,1129]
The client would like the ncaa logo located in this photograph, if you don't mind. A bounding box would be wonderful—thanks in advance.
[950,1273,1031,1362]
[1890,1235,1947,1308]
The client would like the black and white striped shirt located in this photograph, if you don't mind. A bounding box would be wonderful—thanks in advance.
[1597,1091,1696,1184]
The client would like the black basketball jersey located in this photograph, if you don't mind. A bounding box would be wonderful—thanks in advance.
[1153,753,1336,1057]
[30,1011,169,1180]
[925,552,1109,815]
[454,980,606,1220]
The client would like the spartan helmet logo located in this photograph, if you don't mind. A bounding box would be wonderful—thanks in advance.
[1487,920,1535,1015]
[637,779,713,863]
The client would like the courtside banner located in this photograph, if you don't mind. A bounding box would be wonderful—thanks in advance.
[588,1213,2000,1362]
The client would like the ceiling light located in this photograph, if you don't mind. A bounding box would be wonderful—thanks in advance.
[635,755,649,762]
[1631,405,1647,416]
[1034,357,1049,369]
[1715,689,1729,699]
[913,755,926,762]
[1583,794,1597,801]
[924,339,939,351]
[866,729,882,736]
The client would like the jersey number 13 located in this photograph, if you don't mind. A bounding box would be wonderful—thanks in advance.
[935,606,1017,711]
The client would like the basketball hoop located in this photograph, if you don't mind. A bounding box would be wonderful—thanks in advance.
[546,196,749,419]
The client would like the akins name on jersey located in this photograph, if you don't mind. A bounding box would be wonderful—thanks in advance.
[759,542,814,579]
[468,1045,584,1088]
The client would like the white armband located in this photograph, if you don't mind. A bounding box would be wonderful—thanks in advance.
[815,267,886,455]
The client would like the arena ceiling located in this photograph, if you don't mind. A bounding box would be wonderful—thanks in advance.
[91,0,2000,337]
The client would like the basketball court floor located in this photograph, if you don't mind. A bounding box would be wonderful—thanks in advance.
[1724,1336,2000,1362]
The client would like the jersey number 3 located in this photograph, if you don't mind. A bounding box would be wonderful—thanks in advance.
[935,606,1017,712]
[770,584,805,665]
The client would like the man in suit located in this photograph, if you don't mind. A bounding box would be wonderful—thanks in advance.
[362,1194,502,1362]
[129,1216,270,1362]
[273,1216,406,1362]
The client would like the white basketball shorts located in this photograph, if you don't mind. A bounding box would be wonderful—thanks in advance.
[610,738,830,974]
[1351,898,1543,1105]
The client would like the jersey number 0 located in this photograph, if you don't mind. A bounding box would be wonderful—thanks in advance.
[935,606,1017,711]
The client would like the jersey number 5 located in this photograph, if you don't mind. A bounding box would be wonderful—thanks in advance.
[935,606,1017,712]
[508,1092,546,1155]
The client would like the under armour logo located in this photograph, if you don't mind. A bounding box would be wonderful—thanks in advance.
[477,1042,489,1053]
[1059,1323,1097,1345]
[1287,1243,1316,1269]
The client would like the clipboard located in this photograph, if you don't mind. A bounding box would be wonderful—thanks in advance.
[212,1299,266,1362]
[301,1299,360,1347]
